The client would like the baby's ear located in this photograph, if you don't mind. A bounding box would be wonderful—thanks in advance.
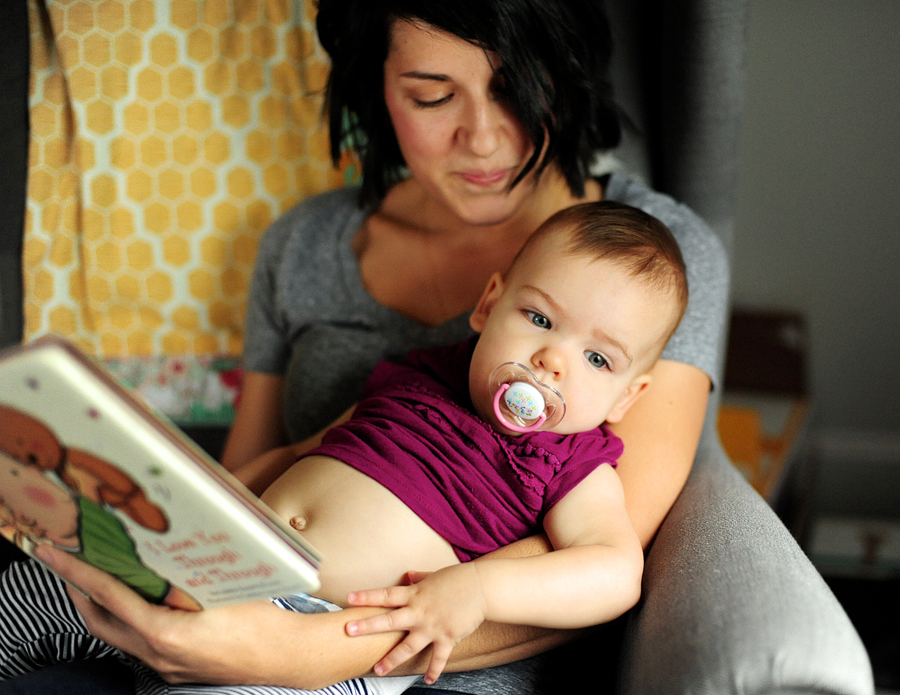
[469,273,505,333]
[605,374,652,424]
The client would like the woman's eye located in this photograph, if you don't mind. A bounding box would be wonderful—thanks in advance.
[525,310,551,329]
[585,351,609,370]
[413,94,453,108]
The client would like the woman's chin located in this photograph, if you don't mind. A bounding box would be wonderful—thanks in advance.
[442,194,526,228]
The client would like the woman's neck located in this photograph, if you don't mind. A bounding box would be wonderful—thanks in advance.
[354,169,602,327]
[383,167,602,245]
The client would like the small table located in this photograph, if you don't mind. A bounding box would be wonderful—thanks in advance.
[718,393,813,532]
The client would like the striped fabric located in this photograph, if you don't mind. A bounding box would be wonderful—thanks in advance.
[0,558,419,695]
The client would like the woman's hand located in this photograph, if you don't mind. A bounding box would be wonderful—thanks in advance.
[346,566,488,684]
[231,406,356,495]
[35,544,282,684]
[33,544,405,689]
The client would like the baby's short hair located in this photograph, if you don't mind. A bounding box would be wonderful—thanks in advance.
[524,201,689,355]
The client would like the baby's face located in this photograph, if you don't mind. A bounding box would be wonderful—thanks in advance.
[0,451,79,544]
[469,235,673,435]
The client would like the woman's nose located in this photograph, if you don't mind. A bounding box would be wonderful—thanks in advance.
[460,99,501,157]
[532,346,566,380]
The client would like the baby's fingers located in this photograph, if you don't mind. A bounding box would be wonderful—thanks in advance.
[347,586,413,608]
[372,632,433,677]
[423,641,453,685]
[346,606,414,637]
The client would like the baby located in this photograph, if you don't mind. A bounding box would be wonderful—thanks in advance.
[0,200,687,694]
[259,200,688,683]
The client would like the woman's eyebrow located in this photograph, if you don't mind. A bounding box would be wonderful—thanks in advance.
[399,71,451,82]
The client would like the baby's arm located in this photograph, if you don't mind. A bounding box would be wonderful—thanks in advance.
[346,463,644,683]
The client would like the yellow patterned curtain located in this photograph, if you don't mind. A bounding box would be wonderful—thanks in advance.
[25,0,354,359]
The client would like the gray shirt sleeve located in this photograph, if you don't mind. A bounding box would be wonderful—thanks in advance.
[605,174,731,389]
[242,187,365,376]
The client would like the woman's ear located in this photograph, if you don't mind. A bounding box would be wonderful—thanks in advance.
[469,272,505,333]
[605,374,652,424]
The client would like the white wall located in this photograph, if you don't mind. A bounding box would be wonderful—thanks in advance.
[734,0,900,484]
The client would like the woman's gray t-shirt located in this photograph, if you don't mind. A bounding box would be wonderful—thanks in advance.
[243,173,730,444]
[242,174,729,695]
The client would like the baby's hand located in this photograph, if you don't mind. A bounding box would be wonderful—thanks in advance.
[345,563,487,684]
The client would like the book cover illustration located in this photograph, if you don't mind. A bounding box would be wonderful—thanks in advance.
[0,338,320,609]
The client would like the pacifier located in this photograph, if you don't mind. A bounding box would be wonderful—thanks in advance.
[489,363,566,434]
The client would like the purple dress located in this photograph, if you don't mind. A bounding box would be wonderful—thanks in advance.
[307,338,623,561]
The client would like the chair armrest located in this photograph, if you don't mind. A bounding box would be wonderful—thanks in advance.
[617,439,874,695]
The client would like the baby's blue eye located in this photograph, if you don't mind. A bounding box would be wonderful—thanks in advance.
[525,310,551,329]
[586,351,609,370]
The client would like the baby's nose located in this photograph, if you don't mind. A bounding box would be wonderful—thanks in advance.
[532,346,566,379]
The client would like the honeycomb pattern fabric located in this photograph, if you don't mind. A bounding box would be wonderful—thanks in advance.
[25,0,356,360]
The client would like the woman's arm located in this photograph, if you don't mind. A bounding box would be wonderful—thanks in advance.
[220,371,288,471]
[36,542,562,688]
[231,406,355,495]
[46,359,709,687]
[344,465,643,683]
[36,543,403,689]
[607,359,711,549]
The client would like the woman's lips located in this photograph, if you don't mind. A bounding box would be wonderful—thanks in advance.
[458,169,512,187]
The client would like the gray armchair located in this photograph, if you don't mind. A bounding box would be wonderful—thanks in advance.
[607,0,873,693]
[0,1,874,694]
[442,1,872,693]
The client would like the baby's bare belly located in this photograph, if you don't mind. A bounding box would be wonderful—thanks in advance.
[261,454,459,606]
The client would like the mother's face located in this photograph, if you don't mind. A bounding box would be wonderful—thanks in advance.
[383,19,540,227]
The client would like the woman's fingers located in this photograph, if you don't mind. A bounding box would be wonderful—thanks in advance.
[35,544,186,673]
[65,582,153,660]
[36,543,146,622]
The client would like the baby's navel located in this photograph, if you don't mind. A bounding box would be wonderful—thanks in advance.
[289,515,307,531]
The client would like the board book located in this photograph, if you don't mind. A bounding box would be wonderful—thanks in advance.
[0,336,321,609]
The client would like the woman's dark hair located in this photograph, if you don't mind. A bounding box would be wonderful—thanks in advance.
[315,0,622,206]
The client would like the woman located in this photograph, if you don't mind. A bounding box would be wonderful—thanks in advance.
[26,0,728,692]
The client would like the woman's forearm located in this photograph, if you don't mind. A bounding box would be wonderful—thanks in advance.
[608,359,710,548]
[220,372,288,471]
[268,535,582,684]
[441,362,711,671]
[38,533,570,689]
[431,533,583,672]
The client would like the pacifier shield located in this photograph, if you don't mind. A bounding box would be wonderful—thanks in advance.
[489,362,566,434]
[504,381,545,421]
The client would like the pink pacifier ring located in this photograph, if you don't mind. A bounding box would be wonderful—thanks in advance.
[492,383,548,434]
